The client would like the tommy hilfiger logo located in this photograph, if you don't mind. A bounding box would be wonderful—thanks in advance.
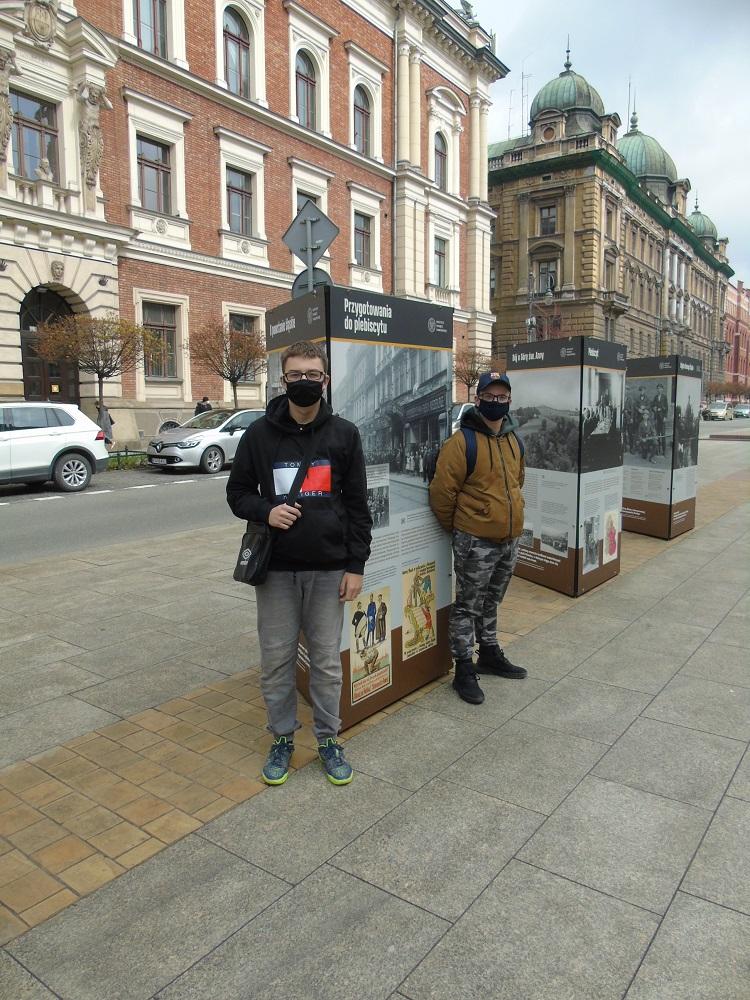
[273,459,332,498]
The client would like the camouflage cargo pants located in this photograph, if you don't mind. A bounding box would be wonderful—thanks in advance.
[449,530,519,662]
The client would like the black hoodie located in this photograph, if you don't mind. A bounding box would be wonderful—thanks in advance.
[226,394,372,574]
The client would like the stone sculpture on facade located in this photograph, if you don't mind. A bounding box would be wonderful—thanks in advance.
[76,81,112,210]
[0,47,19,181]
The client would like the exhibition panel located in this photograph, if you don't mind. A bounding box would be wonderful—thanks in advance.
[622,355,702,539]
[265,287,454,728]
[507,337,628,597]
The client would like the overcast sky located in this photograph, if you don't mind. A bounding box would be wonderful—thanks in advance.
[472,0,750,285]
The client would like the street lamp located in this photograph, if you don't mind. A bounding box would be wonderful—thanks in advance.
[706,339,731,399]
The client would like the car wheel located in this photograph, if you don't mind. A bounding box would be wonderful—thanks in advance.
[53,453,92,492]
[200,446,224,474]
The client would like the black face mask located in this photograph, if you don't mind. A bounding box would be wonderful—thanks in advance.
[286,379,324,407]
[477,399,510,422]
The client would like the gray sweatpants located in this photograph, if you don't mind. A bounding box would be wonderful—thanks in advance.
[255,569,345,742]
[450,530,519,662]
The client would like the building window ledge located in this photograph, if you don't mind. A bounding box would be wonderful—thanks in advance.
[129,206,192,249]
[349,263,383,292]
[426,283,458,307]
[219,229,270,266]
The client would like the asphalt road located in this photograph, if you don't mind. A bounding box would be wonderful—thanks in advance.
[0,467,236,567]
[1,424,746,566]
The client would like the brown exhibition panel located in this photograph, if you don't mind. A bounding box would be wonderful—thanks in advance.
[622,355,702,539]
[506,336,628,597]
[265,286,454,729]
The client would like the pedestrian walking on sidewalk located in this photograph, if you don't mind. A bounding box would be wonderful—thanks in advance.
[194,396,212,416]
[227,340,372,786]
[96,402,115,448]
[429,371,527,705]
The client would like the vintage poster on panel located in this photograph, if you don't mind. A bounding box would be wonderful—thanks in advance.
[349,586,392,705]
[401,561,437,660]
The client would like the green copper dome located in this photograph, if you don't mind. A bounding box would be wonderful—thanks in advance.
[530,55,605,121]
[687,200,718,240]
[617,112,677,183]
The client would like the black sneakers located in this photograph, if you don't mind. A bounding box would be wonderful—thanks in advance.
[453,658,485,704]
[477,644,528,679]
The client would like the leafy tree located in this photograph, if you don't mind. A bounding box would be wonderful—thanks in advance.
[36,312,157,409]
[188,317,267,410]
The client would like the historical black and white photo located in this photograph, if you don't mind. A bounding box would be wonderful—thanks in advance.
[580,367,625,472]
[512,368,580,473]
[623,377,674,469]
[582,513,600,573]
[673,377,700,469]
[540,524,569,556]
[331,340,451,516]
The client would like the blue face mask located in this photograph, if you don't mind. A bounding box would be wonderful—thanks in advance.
[478,400,510,421]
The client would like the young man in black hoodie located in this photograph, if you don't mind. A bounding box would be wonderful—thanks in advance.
[227,341,371,786]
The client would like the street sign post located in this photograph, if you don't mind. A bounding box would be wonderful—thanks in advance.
[282,199,339,294]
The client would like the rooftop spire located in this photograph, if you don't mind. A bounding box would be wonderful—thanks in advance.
[564,35,571,71]
[694,196,700,212]
[630,92,638,131]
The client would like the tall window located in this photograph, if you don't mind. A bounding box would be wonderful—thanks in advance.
[540,205,557,236]
[226,167,252,235]
[296,51,316,130]
[606,206,614,239]
[489,262,497,299]
[229,313,259,383]
[224,8,251,98]
[134,0,167,57]
[604,258,615,291]
[434,237,447,288]
[137,136,171,214]
[10,91,59,182]
[434,132,447,191]
[353,85,370,156]
[539,260,557,293]
[354,212,371,268]
[143,302,177,378]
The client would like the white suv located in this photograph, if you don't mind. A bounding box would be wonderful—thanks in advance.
[0,402,109,492]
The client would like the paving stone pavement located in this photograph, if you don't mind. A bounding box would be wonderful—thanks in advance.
[0,445,748,998]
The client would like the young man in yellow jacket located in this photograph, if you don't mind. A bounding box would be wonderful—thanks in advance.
[429,371,527,704]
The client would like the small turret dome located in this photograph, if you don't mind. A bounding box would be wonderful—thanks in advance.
[617,111,677,183]
[687,199,718,240]
[530,53,605,121]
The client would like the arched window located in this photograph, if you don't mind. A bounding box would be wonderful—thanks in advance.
[434,132,447,191]
[296,51,316,130]
[224,8,251,98]
[353,85,370,156]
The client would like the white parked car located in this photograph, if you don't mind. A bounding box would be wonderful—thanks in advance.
[706,401,734,421]
[147,408,264,473]
[0,402,109,492]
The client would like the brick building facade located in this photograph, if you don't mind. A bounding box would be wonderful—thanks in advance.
[725,281,750,394]
[0,0,505,442]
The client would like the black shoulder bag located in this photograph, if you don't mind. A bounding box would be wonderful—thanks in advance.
[233,429,317,586]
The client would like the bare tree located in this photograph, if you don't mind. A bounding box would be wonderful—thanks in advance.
[188,318,267,410]
[453,346,506,401]
[36,312,157,409]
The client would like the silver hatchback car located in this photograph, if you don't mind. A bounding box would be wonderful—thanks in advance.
[147,408,264,473]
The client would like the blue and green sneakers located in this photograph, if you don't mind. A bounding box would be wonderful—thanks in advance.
[318,738,353,785]
[261,736,294,785]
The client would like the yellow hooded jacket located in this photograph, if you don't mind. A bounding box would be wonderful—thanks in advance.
[429,407,525,543]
